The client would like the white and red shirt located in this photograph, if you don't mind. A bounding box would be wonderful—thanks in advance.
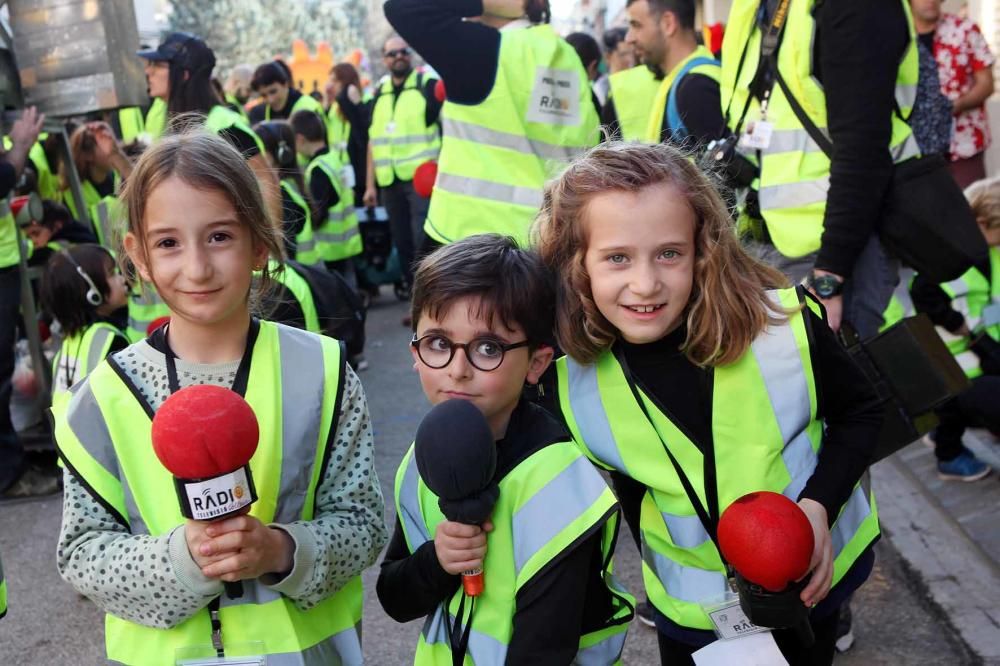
[933,13,996,160]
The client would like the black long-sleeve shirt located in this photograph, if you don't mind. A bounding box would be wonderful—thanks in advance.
[383,0,507,106]
[377,401,619,665]
[814,0,909,277]
[333,88,371,203]
[910,258,994,332]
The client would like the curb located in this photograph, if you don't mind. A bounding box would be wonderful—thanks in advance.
[871,455,1000,663]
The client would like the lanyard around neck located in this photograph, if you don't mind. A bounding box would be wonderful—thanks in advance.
[159,320,259,396]
[612,344,726,561]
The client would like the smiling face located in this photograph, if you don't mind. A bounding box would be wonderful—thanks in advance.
[582,182,697,344]
[123,176,267,332]
[411,296,552,439]
[260,81,290,112]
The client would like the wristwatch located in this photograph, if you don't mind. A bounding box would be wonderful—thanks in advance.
[807,272,844,299]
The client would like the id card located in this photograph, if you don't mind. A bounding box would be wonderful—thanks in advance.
[702,593,768,641]
[739,120,774,150]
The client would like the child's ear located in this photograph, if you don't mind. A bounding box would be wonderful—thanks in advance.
[252,240,269,270]
[123,232,152,283]
[525,344,555,385]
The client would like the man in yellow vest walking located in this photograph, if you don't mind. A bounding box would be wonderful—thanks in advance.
[385,0,600,248]
[623,0,725,145]
[362,36,442,295]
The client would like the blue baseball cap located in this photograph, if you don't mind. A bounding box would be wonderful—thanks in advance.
[137,32,215,72]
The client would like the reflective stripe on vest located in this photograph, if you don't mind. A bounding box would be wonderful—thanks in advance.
[938,248,1000,378]
[556,287,878,630]
[720,0,920,258]
[54,322,363,665]
[370,71,441,186]
[51,323,124,406]
[395,440,632,665]
[91,196,123,250]
[64,175,118,222]
[280,179,322,268]
[306,153,362,262]
[645,46,720,143]
[608,66,661,141]
[327,105,352,165]
[424,24,600,247]
[126,285,171,343]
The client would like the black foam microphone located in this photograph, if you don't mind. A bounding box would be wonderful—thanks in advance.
[414,399,498,596]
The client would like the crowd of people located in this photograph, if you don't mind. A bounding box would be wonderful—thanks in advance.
[0,0,997,664]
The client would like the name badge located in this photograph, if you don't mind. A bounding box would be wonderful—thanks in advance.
[704,595,768,641]
[739,120,774,150]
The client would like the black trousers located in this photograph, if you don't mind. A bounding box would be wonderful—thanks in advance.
[934,374,1000,460]
[0,266,25,491]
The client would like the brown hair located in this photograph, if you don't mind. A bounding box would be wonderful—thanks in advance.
[965,176,1000,229]
[535,142,790,366]
[411,234,555,349]
[330,63,361,122]
[118,128,284,295]
[40,244,116,337]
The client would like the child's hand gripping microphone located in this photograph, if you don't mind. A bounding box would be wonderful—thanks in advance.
[718,491,817,647]
[151,385,260,599]
[414,399,499,597]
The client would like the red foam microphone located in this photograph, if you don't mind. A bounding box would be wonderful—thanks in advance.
[413,161,438,198]
[147,316,171,337]
[151,385,260,598]
[718,491,816,645]
[434,79,446,103]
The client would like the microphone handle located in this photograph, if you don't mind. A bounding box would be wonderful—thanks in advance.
[461,568,484,597]
[224,581,244,599]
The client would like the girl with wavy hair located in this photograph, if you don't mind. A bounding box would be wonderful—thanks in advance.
[536,142,882,665]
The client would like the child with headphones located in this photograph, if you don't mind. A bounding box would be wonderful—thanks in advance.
[40,244,129,405]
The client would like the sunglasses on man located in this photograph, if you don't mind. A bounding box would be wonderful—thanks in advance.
[384,48,411,59]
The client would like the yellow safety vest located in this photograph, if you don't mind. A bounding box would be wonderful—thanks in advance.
[556,288,880,631]
[425,24,600,246]
[607,66,661,141]
[51,322,126,410]
[370,71,441,187]
[0,551,6,619]
[279,179,321,268]
[645,45,721,143]
[118,107,146,143]
[54,321,364,665]
[720,0,920,258]
[63,173,120,223]
[0,198,21,270]
[305,152,362,262]
[395,438,633,665]
[144,98,167,142]
[267,258,321,334]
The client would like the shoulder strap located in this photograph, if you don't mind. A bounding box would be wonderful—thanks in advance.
[771,53,834,157]
[666,56,721,140]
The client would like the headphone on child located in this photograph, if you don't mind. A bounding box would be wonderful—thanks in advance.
[257,122,295,169]
[60,249,104,307]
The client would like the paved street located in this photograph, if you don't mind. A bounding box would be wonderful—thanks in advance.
[0,297,983,664]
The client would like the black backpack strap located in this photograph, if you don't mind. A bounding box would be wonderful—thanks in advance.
[771,52,834,157]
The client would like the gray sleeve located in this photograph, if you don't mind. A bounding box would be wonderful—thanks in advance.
[263,366,388,608]
[56,470,223,629]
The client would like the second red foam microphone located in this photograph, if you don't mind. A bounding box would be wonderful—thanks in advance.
[151,384,260,598]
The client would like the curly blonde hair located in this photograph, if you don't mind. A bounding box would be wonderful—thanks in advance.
[534,142,790,366]
[965,176,1000,230]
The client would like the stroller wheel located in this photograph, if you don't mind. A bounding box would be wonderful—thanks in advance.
[394,282,411,301]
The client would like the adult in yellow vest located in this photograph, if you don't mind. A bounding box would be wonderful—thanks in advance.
[61,123,126,224]
[248,61,326,126]
[620,0,724,145]
[605,65,660,141]
[386,0,599,247]
[362,36,442,290]
[0,107,61,499]
[721,0,921,338]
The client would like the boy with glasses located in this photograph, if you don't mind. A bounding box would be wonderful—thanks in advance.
[377,233,633,664]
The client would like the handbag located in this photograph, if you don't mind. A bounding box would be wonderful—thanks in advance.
[840,315,970,463]
[772,58,989,284]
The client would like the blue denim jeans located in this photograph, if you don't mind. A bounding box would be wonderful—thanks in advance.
[748,235,900,340]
